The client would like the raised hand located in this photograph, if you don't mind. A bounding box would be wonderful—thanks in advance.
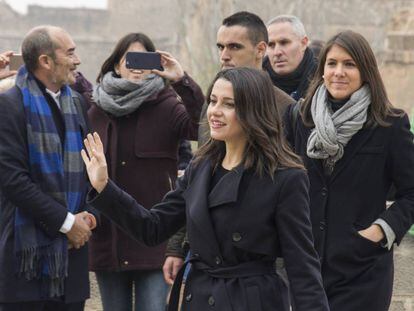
[0,51,17,79]
[81,132,109,193]
[0,51,13,69]
[151,50,184,82]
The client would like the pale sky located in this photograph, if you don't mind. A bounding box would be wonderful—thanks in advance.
[4,0,107,14]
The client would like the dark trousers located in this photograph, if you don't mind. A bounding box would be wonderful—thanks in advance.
[0,301,85,311]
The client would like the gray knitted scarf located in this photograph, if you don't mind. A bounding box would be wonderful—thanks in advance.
[93,71,165,117]
[307,84,371,163]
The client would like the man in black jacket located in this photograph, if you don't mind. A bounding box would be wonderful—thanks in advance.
[263,15,317,100]
[0,26,92,311]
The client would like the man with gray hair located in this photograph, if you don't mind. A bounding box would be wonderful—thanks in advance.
[0,25,93,311]
[263,15,318,100]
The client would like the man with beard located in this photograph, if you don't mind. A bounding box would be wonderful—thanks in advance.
[0,26,93,311]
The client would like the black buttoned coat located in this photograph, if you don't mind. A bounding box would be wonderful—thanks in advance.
[90,159,329,311]
[285,105,414,311]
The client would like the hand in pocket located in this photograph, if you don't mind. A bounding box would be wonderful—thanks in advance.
[357,224,384,243]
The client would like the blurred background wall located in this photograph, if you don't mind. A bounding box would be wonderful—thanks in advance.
[1,0,414,113]
[1,1,414,310]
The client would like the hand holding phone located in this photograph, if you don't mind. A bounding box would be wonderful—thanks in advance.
[0,51,18,79]
[0,51,13,68]
[151,50,185,83]
[9,54,24,71]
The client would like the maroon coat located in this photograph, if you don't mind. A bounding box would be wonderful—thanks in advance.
[88,74,203,271]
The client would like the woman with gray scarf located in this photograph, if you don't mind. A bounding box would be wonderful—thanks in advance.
[285,30,414,311]
[87,33,203,311]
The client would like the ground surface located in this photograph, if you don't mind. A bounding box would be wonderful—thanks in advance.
[85,234,414,310]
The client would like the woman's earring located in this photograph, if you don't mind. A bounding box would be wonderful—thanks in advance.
[322,75,325,79]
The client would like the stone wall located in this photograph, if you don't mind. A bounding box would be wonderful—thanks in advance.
[0,2,112,81]
[381,8,414,114]
[1,1,414,95]
[195,1,414,115]
[1,1,414,309]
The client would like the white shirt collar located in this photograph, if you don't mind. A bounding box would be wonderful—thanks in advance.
[45,88,61,109]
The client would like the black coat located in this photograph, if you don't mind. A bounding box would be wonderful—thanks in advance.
[89,159,329,311]
[285,105,414,311]
[0,86,90,303]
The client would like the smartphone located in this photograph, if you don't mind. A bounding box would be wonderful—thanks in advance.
[125,52,163,71]
[9,54,24,71]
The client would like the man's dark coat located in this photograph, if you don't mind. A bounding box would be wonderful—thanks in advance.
[0,86,90,303]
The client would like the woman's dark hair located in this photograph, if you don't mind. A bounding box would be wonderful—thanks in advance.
[301,30,402,127]
[96,33,156,83]
[195,67,304,177]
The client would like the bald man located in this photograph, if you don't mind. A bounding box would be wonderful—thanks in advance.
[0,26,92,311]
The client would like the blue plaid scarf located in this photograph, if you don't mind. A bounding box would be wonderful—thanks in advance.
[14,66,86,298]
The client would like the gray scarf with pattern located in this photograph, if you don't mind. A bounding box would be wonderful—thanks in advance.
[93,71,165,117]
[307,84,371,163]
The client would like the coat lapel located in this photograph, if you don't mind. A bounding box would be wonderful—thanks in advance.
[208,164,244,208]
[298,120,376,184]
[329,126,376,183]
[185,160,221,254]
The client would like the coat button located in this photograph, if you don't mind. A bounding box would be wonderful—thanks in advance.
[215,256,221,265]
[124,261,129,265]
[321,187,328,196]
[185,293,192,302]
[319,221,326,231]
[208,295,215,306]
[232,232,242,242]
[121,161,126,166]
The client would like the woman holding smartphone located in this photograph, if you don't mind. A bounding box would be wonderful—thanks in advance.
[88,33,203,311]
[82,67,329,311]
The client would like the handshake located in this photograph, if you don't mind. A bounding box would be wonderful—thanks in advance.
[66,211,97,249]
